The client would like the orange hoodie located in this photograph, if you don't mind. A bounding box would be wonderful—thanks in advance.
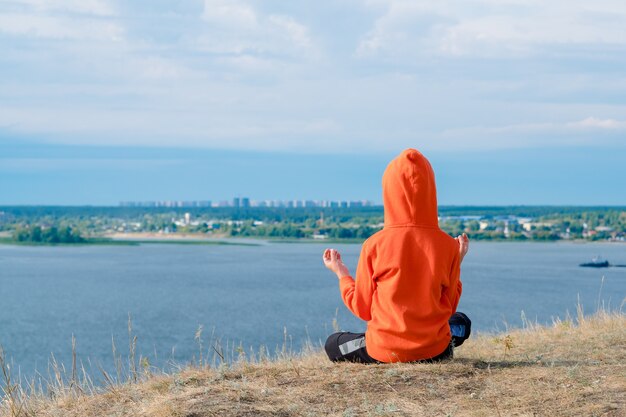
[339,148,462,362]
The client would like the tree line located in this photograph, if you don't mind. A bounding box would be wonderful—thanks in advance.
[12,225,85,244]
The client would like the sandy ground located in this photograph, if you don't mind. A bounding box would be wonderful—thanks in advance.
[3,312,624,417]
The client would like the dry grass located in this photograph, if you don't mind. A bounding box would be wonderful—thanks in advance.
[2,311,625,417]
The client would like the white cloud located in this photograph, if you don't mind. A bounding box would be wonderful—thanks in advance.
[1,0,625,154]
[129,56,201,81]
[268,15,313,51]
[0,158,183,172]
[9,0,115,16]
[356,0,626,58]
[0,12,123,40]
[213,55,278,73]
[202,0,257,27]
[197,0,317,60]
[442,117,626,136]
[0,2,202,82]
[569,117,626,130]
[4,96,624,153]
[0,103,342,151]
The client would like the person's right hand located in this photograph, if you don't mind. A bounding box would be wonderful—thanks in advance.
[456,233,470,264]
[323,248,350,279]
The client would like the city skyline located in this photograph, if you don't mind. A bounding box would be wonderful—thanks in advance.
[119,198,375,209]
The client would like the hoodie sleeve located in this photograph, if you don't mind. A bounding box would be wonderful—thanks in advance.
[443,251,463,313]
[339,242,375,321]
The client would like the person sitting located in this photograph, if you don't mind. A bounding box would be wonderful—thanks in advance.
[323,148,471,363]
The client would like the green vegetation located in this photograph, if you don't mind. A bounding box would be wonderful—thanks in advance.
[0,206,625,244]
[12,225,85,244]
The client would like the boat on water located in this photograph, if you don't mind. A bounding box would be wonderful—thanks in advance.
[579,256,610,268]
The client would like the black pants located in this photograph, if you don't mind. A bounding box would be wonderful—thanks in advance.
[325,312,471,363]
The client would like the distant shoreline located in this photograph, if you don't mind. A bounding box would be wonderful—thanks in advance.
[1,232,624,247]
[102,232,626,245]
[0,232,261,247]
[105,232,262,246]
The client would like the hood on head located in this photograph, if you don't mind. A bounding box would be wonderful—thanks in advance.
[382,148,438,227]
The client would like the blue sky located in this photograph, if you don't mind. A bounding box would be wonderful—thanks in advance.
[1,0,625,205]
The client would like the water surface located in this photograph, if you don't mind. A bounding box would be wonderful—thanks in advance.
[0,241,624,377]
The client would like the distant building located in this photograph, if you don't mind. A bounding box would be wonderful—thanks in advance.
[119,198,377,209]
[522,222,555,232]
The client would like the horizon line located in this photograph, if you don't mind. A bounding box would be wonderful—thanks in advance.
[2,204,626,209]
